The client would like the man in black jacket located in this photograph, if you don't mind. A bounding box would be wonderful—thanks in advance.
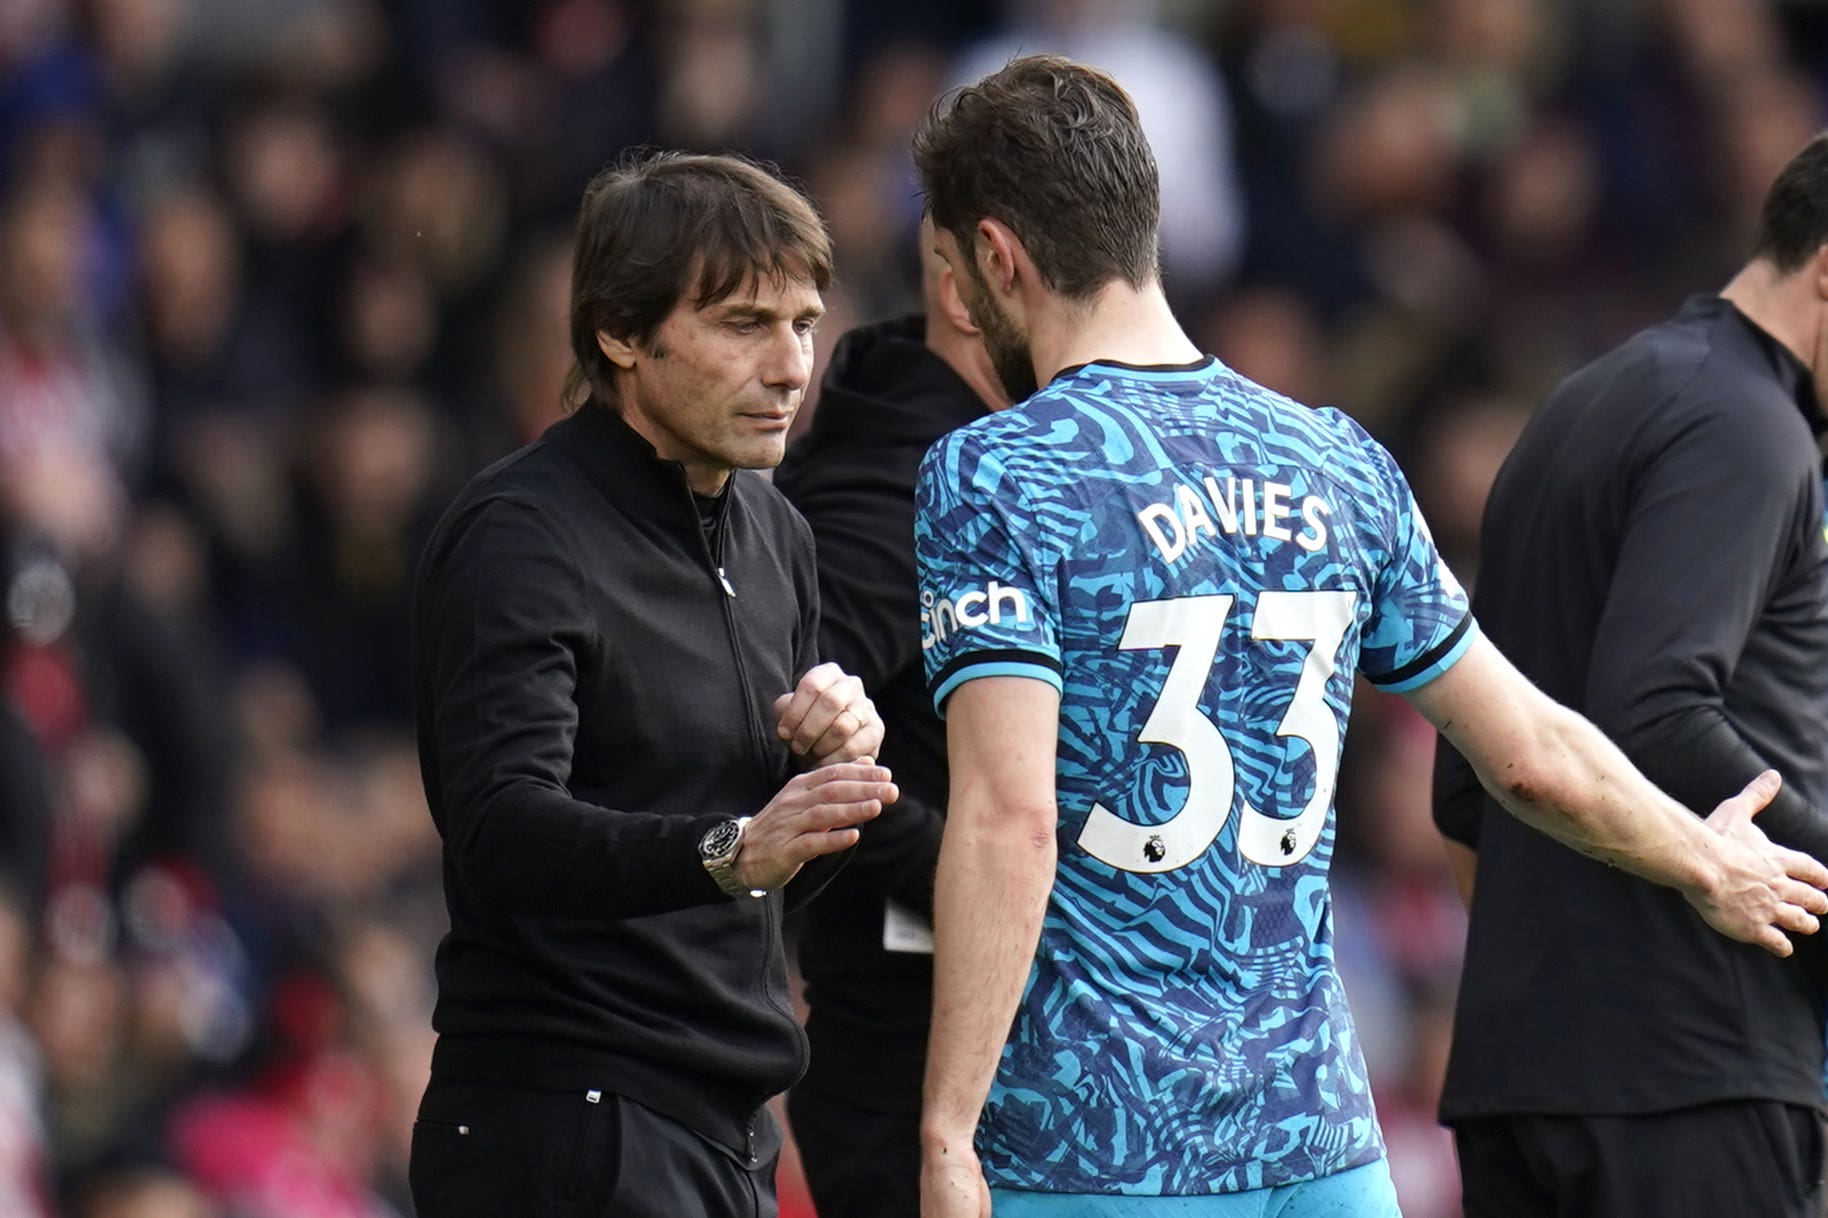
[774,219,1007,1218]
[1434,134,1828,1217]
[410,152,898,1218]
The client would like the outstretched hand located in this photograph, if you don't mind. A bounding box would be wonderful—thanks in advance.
[1687,770,1828,957]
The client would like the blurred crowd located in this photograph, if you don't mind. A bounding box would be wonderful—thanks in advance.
[1,0,1824,1215]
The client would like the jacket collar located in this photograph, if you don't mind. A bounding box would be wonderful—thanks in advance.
[543,400,710,521]
[1703,295,1825,435]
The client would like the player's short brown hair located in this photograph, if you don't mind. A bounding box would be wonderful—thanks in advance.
[912,54,1160,300]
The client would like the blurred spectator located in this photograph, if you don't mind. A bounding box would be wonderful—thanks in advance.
[480,231,573,451]
[955,0,1244,293]
[0,884,52,1218]
[0,177,145,517]
[1196,285,1328,407]
[0,524,58,914]
[67,1159,218,1218]
[654,0,767,151]
[284,387,442,729]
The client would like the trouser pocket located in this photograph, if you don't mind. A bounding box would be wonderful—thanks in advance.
[558,1088,621,1206]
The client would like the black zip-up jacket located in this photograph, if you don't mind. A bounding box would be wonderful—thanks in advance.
[413,402,843,1157]
[1435,295,1828,1121]
[773,315,991,1112]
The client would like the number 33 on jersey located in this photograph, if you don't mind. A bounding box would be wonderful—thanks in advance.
[916,363,1472,884]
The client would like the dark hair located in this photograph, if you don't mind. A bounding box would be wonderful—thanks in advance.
[1751,131,1828,273]
[564,151,833,410]
[912,54,1160,300]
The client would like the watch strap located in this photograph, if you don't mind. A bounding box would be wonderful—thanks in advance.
[705,816,764,899]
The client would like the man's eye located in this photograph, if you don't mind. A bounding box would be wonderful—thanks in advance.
[794,318,819,337]
[728,319,761,334]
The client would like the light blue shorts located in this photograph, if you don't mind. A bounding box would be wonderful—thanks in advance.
[987,1158,1402,1218]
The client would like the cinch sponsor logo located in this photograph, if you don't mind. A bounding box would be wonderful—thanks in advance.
[921,581,1031,651]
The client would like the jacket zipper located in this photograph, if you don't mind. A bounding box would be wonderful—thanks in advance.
[694,496,776,769]
[684,481,808,1095]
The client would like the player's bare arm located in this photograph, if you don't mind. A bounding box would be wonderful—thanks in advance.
[1406,634,1828,956]
[920,675,1060,1218]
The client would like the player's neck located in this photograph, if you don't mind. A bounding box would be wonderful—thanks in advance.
[1032,280,1203,383]
[1721,259,1820,378]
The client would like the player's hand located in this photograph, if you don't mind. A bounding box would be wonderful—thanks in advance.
[1687,770,1828,957]
[735,763,898,892]
[773,662,884,765]
[921,1142,991,1218]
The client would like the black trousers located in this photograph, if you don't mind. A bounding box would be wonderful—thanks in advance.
[1454,1101,1824,1218]
[410,1078,779,1218]
[787,1086,920,1218]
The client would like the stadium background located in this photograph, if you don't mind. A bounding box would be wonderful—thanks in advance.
[0,0,1822,1214]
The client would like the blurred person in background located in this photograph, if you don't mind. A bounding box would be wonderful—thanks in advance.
[0,169,235,955]
[285,386,443,730]
[773,216,1007,1218]
[0,883,51,1218]
[1434,132,1828,1218]
[410,151,896,1218]
[954,0,1242,296]
[0,175,145,501]
[480,231,575,452]
[0,525,57,918]
[66,1158,217,1218]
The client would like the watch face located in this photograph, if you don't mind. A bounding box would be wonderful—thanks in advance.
[699,820,742,860]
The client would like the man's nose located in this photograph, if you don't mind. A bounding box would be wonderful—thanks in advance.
[761,326,812,392]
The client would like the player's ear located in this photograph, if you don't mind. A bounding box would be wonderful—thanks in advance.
[1812,244,1828,301]
[975,218,1022,298]
[596,329,639,370]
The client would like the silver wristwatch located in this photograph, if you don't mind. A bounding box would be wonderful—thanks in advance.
[699,816,764,899]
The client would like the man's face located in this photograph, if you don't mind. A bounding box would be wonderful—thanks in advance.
[935,227,1039,402]
[613,270,824,493]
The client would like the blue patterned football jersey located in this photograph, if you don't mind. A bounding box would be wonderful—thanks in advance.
[914,357,1474,1196]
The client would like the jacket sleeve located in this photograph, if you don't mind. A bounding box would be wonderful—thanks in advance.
[421,496,728,919]
[1582,396,1828,862]
[781,451,947,915]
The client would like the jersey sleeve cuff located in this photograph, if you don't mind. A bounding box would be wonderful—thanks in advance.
[930,648,1064,717]
[1364,613,1478,693]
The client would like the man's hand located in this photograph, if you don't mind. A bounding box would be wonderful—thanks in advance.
[1685,770,1828,957]
[921,1140,991,1218]
[735,763,899,892]
[774,662,884,765]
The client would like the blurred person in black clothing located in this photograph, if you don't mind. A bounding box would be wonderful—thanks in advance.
[410,151,897,1218]
[1434,133,1828,1218]
[0,525,55,918]
[774,217,1007,1218]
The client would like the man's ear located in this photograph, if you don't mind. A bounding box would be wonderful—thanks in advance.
[597,329,638,370]
[1810,245,1828,302]
[974,218,1024,299]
